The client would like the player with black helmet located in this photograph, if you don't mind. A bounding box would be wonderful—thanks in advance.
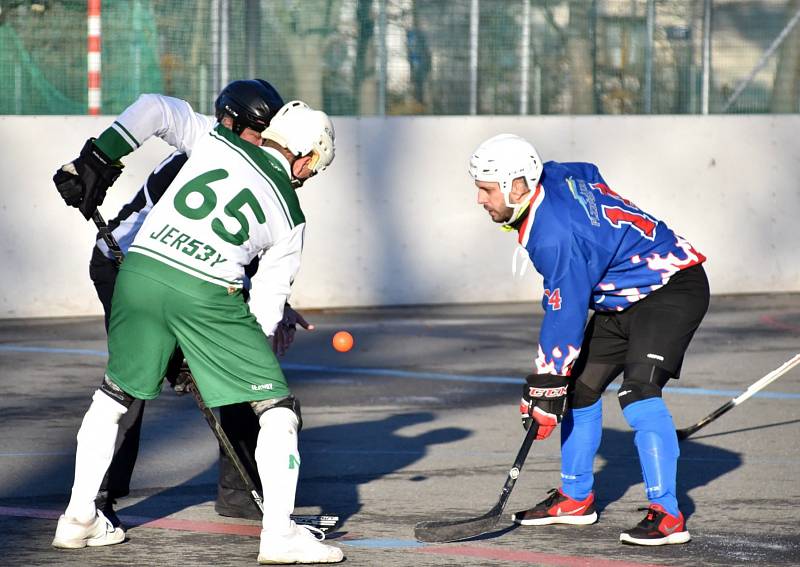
[215,79,284,135]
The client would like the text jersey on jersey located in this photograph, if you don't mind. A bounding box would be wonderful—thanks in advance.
[129,125,304,289]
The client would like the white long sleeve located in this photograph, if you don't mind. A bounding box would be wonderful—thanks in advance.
[94,94,215,160]
[247,224,306,335]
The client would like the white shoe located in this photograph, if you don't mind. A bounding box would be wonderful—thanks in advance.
[258,522,344,564]
[52,509,125,549]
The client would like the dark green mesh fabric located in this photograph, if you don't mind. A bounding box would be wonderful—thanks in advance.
[0,0,797,116]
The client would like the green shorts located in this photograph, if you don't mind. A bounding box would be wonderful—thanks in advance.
[106,252,290,408]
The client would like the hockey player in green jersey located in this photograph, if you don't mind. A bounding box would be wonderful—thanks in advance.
[51,94,342,564]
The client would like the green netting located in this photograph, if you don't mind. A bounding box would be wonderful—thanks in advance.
[1,0,798,116]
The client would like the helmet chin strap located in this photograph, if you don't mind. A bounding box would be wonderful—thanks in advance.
[503,189,535,227]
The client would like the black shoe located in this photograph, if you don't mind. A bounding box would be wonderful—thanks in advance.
[512,488,598,526]
[94,491,123,529]
[619,504,691,546]
[215,487,261,520]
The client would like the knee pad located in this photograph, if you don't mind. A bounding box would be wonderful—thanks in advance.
[251,396,302,432]
[617,364,672,410]
[617,381,663,410]
[570,380,603,409]
[99,375,136,409]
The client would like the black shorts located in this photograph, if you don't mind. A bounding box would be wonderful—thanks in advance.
[579,264,709,379]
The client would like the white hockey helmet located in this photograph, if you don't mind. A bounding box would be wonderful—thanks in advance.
[262,100,335,174]
[468,133,543,210]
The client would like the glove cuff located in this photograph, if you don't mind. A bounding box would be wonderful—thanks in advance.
[80,138,119,169]
[526,384,568,399]
[525,373,567,391]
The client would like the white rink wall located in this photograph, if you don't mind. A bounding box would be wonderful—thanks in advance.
[1,115,798,319]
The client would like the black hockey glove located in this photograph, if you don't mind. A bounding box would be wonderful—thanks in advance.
[53,138,123,220]
[520,373,568,440]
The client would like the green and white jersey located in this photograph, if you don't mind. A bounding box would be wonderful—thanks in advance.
[130,124,305,291]
[94,94,306,334]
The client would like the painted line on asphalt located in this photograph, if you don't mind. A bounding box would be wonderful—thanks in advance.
[0,505,258,537]
[0,345,108,356]
[0,505,780,565]
[0,451,74,457]
[0,507,418,547]
[760,315,800,334]
[416,544,663,566]
[0,506,422,545]
[282,363,800,400]
[340,538,425,549]
[2,344,799,400]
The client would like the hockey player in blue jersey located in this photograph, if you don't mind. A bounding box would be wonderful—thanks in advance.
[469,134,709,546]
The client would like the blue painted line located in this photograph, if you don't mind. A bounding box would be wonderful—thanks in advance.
[282,362,521,385]
[340,538,425,549]
[0,345,108,357]
[2,344,799,400]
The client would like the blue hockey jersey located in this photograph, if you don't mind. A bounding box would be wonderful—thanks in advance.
[513,161,705,377]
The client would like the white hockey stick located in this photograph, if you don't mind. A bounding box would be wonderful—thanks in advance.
[677,353,800,440]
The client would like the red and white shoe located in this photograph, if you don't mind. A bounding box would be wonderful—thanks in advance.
[512,488,598,526]
[619,504,691,546]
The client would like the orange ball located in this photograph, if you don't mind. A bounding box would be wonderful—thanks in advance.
[332,330,354,352]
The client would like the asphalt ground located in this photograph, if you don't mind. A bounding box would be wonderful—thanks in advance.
[1,294,799,566]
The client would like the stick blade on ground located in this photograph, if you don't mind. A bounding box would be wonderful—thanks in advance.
[414,507,501,543]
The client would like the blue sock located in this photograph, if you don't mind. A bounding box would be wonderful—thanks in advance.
[622,398,680,517]
[560,399,602,501]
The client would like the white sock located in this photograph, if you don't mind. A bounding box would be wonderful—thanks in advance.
[255,407,300,534]
[64,389,128,523]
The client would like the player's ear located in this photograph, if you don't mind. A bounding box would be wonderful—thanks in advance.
[509,176,530,201]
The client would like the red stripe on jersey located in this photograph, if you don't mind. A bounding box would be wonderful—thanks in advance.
[517,184,542,245]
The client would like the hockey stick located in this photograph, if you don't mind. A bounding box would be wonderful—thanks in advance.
[413,424,538,543]
[90,211,338,532]
[677,353,800,441]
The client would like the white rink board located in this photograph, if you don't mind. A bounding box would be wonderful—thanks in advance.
[1,114,798,319]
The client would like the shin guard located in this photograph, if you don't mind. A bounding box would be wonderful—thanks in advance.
[560,399,602,501]
[623,398,680,517]
[255,407,300,534]
[65,390,128,523]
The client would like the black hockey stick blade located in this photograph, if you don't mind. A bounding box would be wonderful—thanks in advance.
[291,514,340,532]
[676,400,735,441]
[413,424,538,543]
[414,503,503,543]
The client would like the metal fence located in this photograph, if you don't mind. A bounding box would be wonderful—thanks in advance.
[1,0,798,116]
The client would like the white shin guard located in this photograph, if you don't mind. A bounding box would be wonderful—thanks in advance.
[64,390,128,523]
[255,407,300,534]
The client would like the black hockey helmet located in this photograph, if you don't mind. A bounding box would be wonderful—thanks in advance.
[214,79,284,134]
